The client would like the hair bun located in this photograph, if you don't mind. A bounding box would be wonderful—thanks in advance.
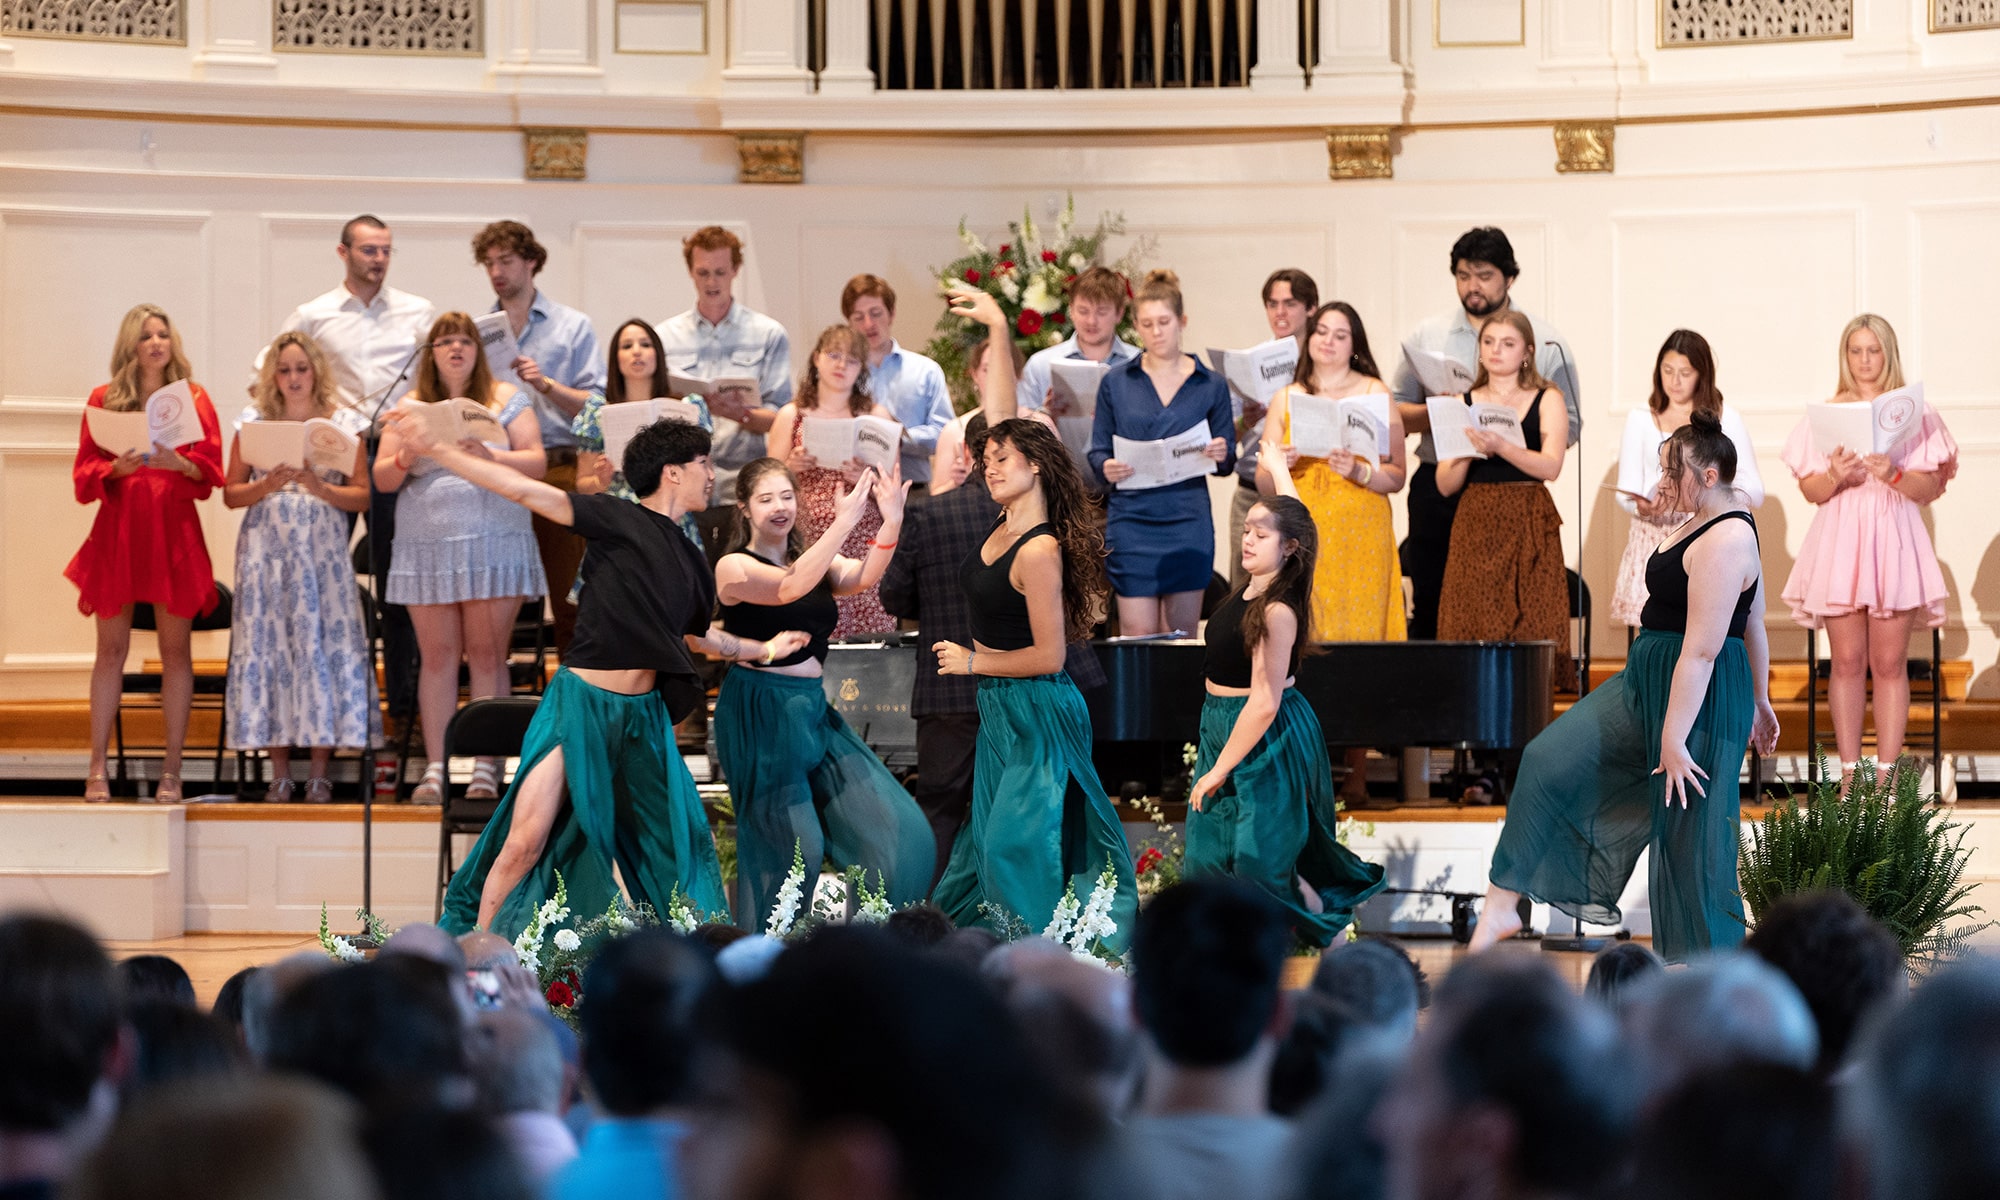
[1688,409,1722,433]
[1143,268,1181,289]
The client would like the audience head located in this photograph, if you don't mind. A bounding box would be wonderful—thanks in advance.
[623,417,714,504]
[456,931,518,972]
[253,331,337,420]
[1241,496,1318,651]
[67,1077,376,1200]
[693,927,1072,1200]
[1661,408,1741,507]
[1625,952,1817,1105]
[1627,1063,1834,1200]
[264,957,468,1110]
[799,324,873,410]
[1261,268,1320,340]
[415,311,497,405]
[1584,942,1663,1014]
[579,929,716,1117]
[337,214,392,291]
[1311,938,1424,1046]
[728,457,807,560]
[1842,957,2000,1200]
[1066,266,1129,348]
[363,1103,533,1200]
[985,939,1142,1121]
[466,1008,564,1118]
[472,220,546,304]
[604,317,672,405]
[107,303,193,410]
[242,951,336,1064]
[1376,954,1633,1200]
[118,954,195,1008]
[1132,879,1291,1070]
[0,914,122,1138]
[1837,312,1906,396]
[692,921,751,953]
[981,418,1108,643]
[1471,310,1546,393]
[1132,268,1186,355]
[1745,890,1904,1078]
[933,925,1002,974]
[1649,328,1724,417]
[1448,227,1519,320]
[123,1001,242,1102]
[884,902,956,949]
[212,966,256,1045]
[379,922,468,974]
[1270,990,1369,1116]
[1294,301,1382,389]
[1285,1039,1401,1200]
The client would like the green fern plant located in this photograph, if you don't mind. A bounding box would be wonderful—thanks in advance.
[1739,750,1991,969]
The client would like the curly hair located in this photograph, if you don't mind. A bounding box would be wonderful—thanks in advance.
[985,418,1107,643]
[104,304,193,412]
[252,331,337,421]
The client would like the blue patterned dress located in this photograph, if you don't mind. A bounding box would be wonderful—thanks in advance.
[571,392,712,550]
[225,408,380,751]
[386,390,548,606]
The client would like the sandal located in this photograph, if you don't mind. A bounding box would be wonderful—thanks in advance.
[155,773,183,805]
[410,762,447,805]
[466,757,502,801]
[84,772,112,804]
[264,777,295,804]
[305,777,334,805]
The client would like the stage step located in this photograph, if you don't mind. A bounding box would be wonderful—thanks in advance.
[0,802,184,939]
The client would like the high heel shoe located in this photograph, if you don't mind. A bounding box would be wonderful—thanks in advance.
[84,773,112,804]
[155,773,183,804]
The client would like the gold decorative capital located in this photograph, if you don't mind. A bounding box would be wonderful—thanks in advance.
[737,132,806,185]
[523,127,587,181]
[1325,127,1394,181]
[1553,121,1615,174]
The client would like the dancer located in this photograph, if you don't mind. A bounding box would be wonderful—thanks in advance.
[1184,494,1387,946]
[1467,413,1779,962]
[931,419,1138,951]
[410,415,784,936]
[69,304,224,804]
[222,332,377,802]
[709,458,934,924]
[1780,314,1955,784]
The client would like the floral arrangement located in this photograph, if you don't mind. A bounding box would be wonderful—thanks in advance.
[923,197,1154,411]
[765,841,895,939]
[1132,790,1184,905]
[1043,858,1125,962]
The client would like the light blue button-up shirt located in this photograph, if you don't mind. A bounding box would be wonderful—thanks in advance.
[490,290,606,449]
[655,301,793,500]
[865,340,954,484]
[1016,333,1141,413]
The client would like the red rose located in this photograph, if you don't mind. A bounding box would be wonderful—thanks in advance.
[1041,250,1058,263]
[1016,310,1044,336]
[999,243,1010,255]
[1136,847,1165,875]
[964,269,981,283]
[1051,311,1066,324]
[997,260,1015,273]
[545,980,575,1007]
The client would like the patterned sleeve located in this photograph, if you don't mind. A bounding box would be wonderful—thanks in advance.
[571,392,608,450]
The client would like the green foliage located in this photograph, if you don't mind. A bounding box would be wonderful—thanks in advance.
[1739,751,1991,969]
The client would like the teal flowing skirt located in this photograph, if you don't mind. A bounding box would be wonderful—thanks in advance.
[441,668,729,938]
[711,667,935,928]
[1185,690,1387,947]
[933,674,1138,954]
[1490,629,1754,963]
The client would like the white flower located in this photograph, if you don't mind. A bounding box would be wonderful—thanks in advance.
[1021,278,1055,314]
[1068,861,1121,958]
[327,935,365,963]
[999,276,1021,302]
[1068,252,1087,271]
[553,928,581,952]
[612,910,639,934]
[1043,884,1081,943]
[767,843,807,937]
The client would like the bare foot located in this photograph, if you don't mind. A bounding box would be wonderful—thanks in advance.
[1466,886,1523,953]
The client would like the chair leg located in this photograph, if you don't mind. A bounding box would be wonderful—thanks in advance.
[1933,627,1944,798]
[114,706,128,786]
[1806,629,1819,783]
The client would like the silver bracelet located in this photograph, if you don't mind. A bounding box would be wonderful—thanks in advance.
[967,650,976,675]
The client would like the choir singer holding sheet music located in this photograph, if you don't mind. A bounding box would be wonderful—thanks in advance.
[1088,270,1236,636]
[69,304,224,804]
[222,332,377,803]
[1780,314,1956,787]
[572,319,712,551]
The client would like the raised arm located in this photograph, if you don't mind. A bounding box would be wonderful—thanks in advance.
[713,469,876,606]
[1187,603,1296,811]
[947,284,1019,425]
[827,463,911,597]
[382,406,574,525]
[1257,389,1298,499]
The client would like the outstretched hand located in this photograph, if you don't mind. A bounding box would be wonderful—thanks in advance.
[946,284,1007,330]
[1654,739,1708,809]
[871,459,913,525]
[832,467,878,527]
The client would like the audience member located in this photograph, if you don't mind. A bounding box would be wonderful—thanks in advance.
[116,954,195,1007]
[841,273,954,496]
[1584,942,1663,1013]
[458,930,519,971]
[380,921,469,972]
[122,1002,241,1101]
[1269,991,1365,1116]
[211,965,256,1047]
[1744,890,1904,1079]
[1627,1063,1835,1200]
[363,1103,534,1200]
[1310,938,1425,1047]
[241,951,335,1065]
[884,902,957,948]
[1622,952,1817,1106]
[66,1077,376,1200]
[0,915,123,1199]
[985,939,1143,1122]
[264,957,469,1111]
[1281,1041,1401,1200]
[468,1008,577,1183]
[1122,879,1295,1200]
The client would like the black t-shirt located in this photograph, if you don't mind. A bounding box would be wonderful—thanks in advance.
[565,493,715,722]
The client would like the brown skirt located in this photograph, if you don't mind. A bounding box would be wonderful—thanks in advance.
[1436,482,1568,644]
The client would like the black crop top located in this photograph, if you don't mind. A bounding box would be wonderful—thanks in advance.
[1203,589,1303,688]
[960,523,1052,651]
[718,551,840,666]
[1464,390,1545,486]
[1640,511,1759,638]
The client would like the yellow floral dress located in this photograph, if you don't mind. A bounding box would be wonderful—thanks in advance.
[1277,384,1406,643]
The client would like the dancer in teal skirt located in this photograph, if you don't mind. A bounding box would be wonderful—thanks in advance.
[708,456,933,926]
[1186,495,1387,947]
[930,419,1138,952]
[392,415,803,937]
[1467,411,1779,962]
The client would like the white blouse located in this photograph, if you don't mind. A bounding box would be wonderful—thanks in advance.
[1615,405,1764,513]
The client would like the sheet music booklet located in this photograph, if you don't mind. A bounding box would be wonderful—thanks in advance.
[85,380,205,457]
[597,398,706,472]
[473,311,522,381]
[237,417,362,475]
[1112,423,1214,490]
[1805,382,1925,456]
[399,397,508,448]
[1207,338,1299,420]
[1287,392,1391,461]
[1048,359,1108,463]
[801,414,902,473]
[1403,345,1477,396]
[667,370,759,399]
[1426,396,1526,462]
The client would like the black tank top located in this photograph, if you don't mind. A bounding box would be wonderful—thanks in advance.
[960,523,1052,651]
[718,551,839,666]
[1465,390,1545,486]
[1204,589,1302,688]
[1640,511,1759,638]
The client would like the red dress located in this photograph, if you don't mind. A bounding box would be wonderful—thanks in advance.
[789,416,892,638]
[66,383,224,620]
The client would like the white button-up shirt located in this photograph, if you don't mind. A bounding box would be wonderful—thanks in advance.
[1015,333,1141,413]
[654,301,792,500]
[1389,304,1582,464]
[492,290,605,450]
[257,283,437,417]
[865,340,954,483]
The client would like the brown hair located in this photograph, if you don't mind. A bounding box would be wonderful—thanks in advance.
[796,325,874,414]
[1261,268,1320,311]
[1070,266,1129,313]
[1648,328,1724,418]
[1470,311,1549,392]
[252,332,337,421]
[840,273,897,318]
[1291,302,1382,391]
[984,418,1108,643]
[1239,496,1318,656]
[725,457,807,562]
[1659,408,1739,511]
[1836,313,1907,397]
[604,319,672,406]
[104,304,194,412]
[1133,269,1184,319]
[414,312,500,408]
[471,219,546,273]
[968,332,1027,377]
[682,225,744,269]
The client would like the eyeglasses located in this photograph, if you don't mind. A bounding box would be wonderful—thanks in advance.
[433,336,478,350]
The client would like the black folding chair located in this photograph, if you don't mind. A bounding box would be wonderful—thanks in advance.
[434,696,541,918]
[114,583,234,791]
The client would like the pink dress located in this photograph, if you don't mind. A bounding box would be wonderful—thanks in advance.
[1779,402,1956,629]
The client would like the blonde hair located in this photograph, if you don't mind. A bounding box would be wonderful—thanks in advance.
[1470,310,1550,392]
[1836,313,1906,397]
[796,325,874,414]
[1133,269,1184,319]
[104,304,193,412]
[414,312,499,408]
[252,332,337,421]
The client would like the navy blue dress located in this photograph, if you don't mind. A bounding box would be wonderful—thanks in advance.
[1087,354,1236,596]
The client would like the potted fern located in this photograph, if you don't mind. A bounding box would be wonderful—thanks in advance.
[1739,752,1991,969]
